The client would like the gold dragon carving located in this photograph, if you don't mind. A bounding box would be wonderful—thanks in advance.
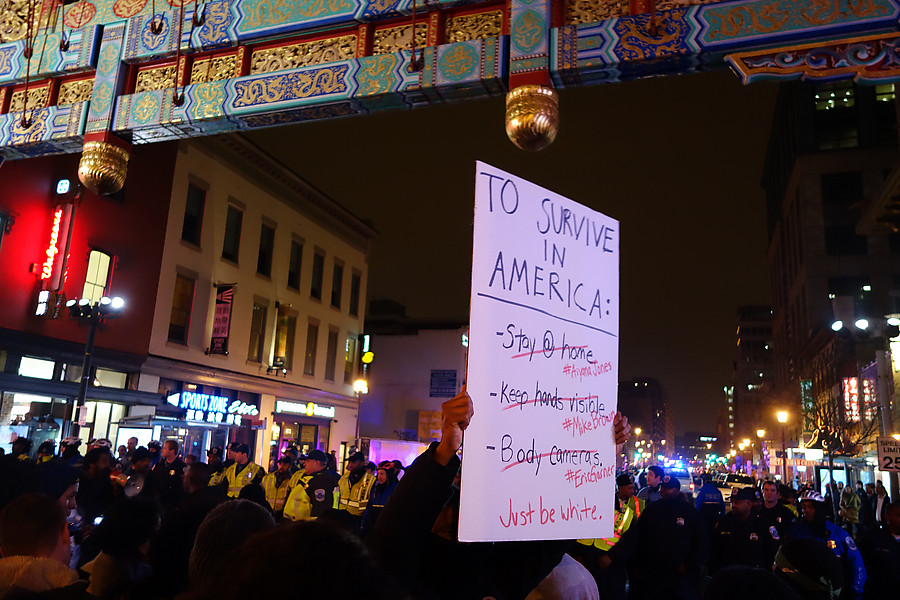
[135,65,178,92]
[190,55,238,84]
[250,35,356,73]
[58,78,93,104]
[446,11,503,43]
[9,86,48,112]
[372,23,427,55]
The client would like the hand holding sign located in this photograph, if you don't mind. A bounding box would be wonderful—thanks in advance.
[436,386,474,466]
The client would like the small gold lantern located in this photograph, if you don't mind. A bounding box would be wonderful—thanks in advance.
[78,141,131,195]
[504,84,559,152]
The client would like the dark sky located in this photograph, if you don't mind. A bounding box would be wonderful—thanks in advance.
[244,69,779,434]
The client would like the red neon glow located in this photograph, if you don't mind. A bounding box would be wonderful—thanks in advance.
[41,208,63,280]
[843,377,860,422]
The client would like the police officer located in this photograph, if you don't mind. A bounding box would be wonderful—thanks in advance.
[572,473,644,600]
[631,474,708,600]
[337,451,376,528]
[221,443,264,498]
[261,456,294,519]
[787,490,866,600]
[206,446,225,487]
[694,476,725,543]
[283,449,337,521]
[710,487,774,573]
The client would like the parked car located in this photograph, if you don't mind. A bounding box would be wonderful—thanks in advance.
[668,467,695,497]
[722,473,756,503]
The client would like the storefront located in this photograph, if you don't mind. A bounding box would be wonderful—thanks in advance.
[147,380,263,459]
[270,399,337,464]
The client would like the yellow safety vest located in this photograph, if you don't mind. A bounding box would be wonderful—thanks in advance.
[261,472,292,512]
[283,474,313,521]
[577,496,643,551]
[338,471,376,516]
[225,462,263,498]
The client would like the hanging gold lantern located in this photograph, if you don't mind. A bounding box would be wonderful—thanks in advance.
[504,84,559,152]
[78,141,131,195]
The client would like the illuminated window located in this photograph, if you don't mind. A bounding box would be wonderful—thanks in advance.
[875,83,895,103]
[304,321,319,376]
[82,250,112,304]
[274,305,296,371]
[324,328,339,381]
[344,335,357,384]
[168,274,195,344]
[247,302,268,362]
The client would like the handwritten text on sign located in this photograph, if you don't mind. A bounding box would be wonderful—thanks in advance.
[459,162,619,542]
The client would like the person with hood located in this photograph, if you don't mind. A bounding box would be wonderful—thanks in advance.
[0,493,89,598]
[787,490,866,600]
[360,461,398,537]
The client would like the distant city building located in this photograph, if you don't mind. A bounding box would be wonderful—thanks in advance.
[0,135,374,470]
[728,306,775,446]
[618,377,673,461]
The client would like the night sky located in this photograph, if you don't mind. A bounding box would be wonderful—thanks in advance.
[244,69,779,434]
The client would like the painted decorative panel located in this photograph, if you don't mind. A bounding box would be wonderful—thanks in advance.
[0,25,101,85]
[510,0,550,75]
[373,23,427,55]
[85,20,127,134]
[565,0,626,26]
[0,102,87,159]
[445,10,503,43]
[9,86,50,113]
[191,55,238,83]
[58,78,94,104]
[250,36,358,74]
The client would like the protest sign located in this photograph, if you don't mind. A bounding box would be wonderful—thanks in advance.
[459,162,620,542]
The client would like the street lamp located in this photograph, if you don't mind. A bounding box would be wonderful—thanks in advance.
[777,411,788,484]
[63,296,125,437]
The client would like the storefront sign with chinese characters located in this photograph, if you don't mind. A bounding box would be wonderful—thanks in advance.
[167,392,259,426]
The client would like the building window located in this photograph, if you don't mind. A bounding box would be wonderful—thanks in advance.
[331,261,343,309]
[822,172,867,255]
[257,223,275,277]
[304,321,318,376]
[82,250,112,304]
[814,81,858,150]
[288,239,303,291]
[325,328,339,381]
[310,250,325,300]
[349,271,361,317]
[168,274,195,344]
[344,335,357,384]
[181,183,205,246]
[274,305,296,371]
[222,204,243,262]
[247,302,268,362]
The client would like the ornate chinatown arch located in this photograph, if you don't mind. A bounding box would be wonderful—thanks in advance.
[0,0,899,192]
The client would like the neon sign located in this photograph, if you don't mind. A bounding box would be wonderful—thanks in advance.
[166,392,259,426]
[41,209,63,280]
[843,377,860,423]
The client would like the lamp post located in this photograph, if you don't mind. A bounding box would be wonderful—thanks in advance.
[62,296,125,438]
[353,378,368,447]
[757,429,766,475]
[777,411,788,485]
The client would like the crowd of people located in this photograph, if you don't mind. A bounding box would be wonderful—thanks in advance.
[572,463,899,600]
[0,391,897,600]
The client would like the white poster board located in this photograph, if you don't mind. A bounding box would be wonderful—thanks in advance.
[459,162,620,542]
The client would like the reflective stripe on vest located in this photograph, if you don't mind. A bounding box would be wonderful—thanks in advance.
[262,473,291,512]
[577,497,640,550]
[226,462,262,498]
[283,474,313,521]
[338,472,375,516]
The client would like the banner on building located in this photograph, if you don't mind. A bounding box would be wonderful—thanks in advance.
[459,162,620,542]
[209,285,234,355]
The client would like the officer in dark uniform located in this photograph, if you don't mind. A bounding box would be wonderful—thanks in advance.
[710,487,774,573]
[631,475,708,600]
[757,480,795,565]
